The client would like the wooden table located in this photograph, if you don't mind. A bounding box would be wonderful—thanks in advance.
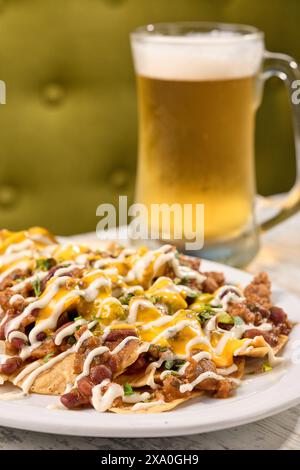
[1,213,300,450]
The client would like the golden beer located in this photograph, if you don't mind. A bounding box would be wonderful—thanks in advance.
[136,74,257,241]
[131,23,264,261]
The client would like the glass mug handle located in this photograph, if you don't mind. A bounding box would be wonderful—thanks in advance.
[259,51,300,231]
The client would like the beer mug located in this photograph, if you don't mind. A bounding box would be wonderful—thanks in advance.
[130,22,300,266]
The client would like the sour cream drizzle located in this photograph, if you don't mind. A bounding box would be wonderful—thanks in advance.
[9,294,24,305]
[179,371,226,393]
[216,364,239,376]
[54,319,87,346]
[0,260,31,283]
[177,351,212,376]
[151,320,198,344]
[110,336,139,355]
[11,271,48,293]
[91,380,124,412]
[6,276,71,336]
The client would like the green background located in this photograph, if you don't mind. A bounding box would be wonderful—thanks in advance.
[0,0,298,234]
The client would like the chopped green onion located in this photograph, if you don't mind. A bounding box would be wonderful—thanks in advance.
[119,292,135,305]
[262,362,272,373]
[32,277,41,297]
[74,315,83,322]
[123,383,134,396]
[218,313,234,325]
[68,336,76,345]
[36,258,55,271]
[164,360,174,370]
[156,345,168,353]
[43,352,55,363]
[197,309,215,324]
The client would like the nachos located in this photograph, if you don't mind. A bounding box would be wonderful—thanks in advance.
[0,227,292,413]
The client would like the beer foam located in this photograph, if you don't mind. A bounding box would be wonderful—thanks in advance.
[131,31,264,81]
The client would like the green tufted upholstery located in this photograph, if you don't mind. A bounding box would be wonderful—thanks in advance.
[0,0,298,235]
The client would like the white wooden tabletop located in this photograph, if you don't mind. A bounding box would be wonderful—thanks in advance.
[1,213,299,450]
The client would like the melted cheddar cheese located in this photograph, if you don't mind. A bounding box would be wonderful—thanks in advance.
[0,227,262,371]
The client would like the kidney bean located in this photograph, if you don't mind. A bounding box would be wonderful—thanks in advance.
[40,266,60,292]
[31,308,40,318]
[0,324,6,340]
[219,287,242,299]
[77,377,93,398]
[104,329,137,343]
[10,337,25,350]
[107,356,118,374]
[60,390,87,409]
[270,306,287,325]
[125,355,147,374]
[0,357,22,375]
[243,328,279,347]
[90,364,112,385]
[36,332,47,341]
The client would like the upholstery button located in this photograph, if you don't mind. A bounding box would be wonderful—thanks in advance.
[43,83,65,105]
[110,169,129,189]
[0,184,19,208]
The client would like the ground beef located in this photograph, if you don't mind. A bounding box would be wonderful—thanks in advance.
[227,302,256,324]
[214,379,234,398]
[201,271,225,294]
[29,339,58,359]
[244,272,272,309]
[0,270,29,291]
[178,254,201,271]
[0,289,14,310]
[73,334,103,374]
[185,358,216,386]
[162,375,185,402]
[0,302,28,340]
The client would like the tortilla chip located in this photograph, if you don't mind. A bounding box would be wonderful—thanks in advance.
[273,335,288,354]
[14,353,76,395]
[110,391,203,414]
[236,334,288,359]
[116,366,153,388]
[232,357,245,379]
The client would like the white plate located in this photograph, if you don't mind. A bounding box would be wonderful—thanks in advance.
[0,259,299,437]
